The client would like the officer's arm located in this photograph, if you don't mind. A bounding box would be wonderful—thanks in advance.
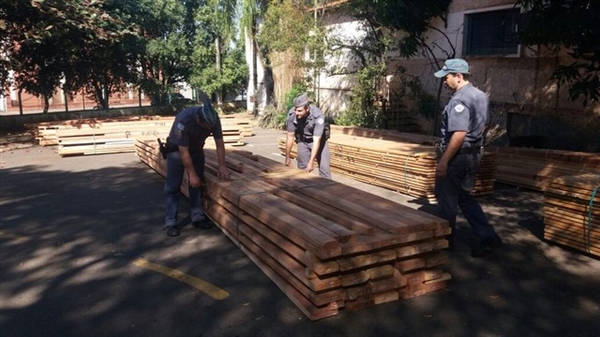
[443,131,466,161]
[308,135,322,165]
[285,131,295,165]
[214,138,230,180]
[436,131,466,179]
[179,146,201,187]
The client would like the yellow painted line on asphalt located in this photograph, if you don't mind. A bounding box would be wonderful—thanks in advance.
[133,258,229,300]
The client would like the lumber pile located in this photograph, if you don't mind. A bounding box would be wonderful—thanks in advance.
[135,139,452,320]
[33,115,172,146]
[489,146,600,191]
[278,134,497,201]
[330,125,438,145]
[32,115,250,156]
[543,173,600,258]
[220,114,254,137]
[56,118,173,156]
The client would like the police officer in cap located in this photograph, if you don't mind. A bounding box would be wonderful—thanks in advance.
[434,58,501,257]
[163,98,230,237]
[285,92,331,179]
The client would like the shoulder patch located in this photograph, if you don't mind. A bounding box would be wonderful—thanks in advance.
[454,104,465,113]
[177,123,185,130]
[317,118,324,124]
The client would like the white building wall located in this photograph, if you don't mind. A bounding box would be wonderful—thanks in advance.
[317,13,368,115]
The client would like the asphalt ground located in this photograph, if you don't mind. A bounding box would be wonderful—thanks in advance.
[1,126,599,337]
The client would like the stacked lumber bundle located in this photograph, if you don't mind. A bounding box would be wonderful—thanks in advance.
[33,115,171,146]
[331,125,438,145]
[543,173,600,257]
[33,115,250,156]
[135,139,452,321]
[220,114,254,137]
[278,134,497,201]
[56,118,173,156]
[489,147,600,191]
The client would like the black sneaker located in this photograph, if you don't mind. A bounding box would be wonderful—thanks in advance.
[166,226,180,237]
[192,217,213,230]
[471,236,502,257]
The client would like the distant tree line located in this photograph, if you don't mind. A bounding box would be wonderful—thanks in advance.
[0,0,248,112]
[0,0,596,115]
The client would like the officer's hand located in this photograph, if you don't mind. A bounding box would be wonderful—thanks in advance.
[285,157,291,166]
[436,161,448,179]
[306,162,314,173]
[189,174,202,188]
[218,166,230,181]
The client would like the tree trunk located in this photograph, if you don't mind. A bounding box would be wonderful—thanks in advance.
[18,89,23,115]
[103,83,110,109]
[94,84,104,109]
[43,95,49,113]
[215,37,223,107]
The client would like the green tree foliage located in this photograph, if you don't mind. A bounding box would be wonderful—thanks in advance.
[133,0,198,104]
[1,0,249,111]
[332,0,451,128]
[518,0,600,106]
[258,1,321,108]
[341,0,452,60]
[0,0,128,111]
[258,1,311,55]
[68,0,140,109]
[189,3,248,102]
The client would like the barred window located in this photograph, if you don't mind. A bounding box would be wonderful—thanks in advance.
[464,8,521,56]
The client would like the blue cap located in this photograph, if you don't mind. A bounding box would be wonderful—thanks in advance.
[434,58,470,78]
[197,98,217,125]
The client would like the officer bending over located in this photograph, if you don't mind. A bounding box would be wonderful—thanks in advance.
[285,92,331,179]
[162,99,230,237]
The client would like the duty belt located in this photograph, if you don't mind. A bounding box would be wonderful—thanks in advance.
[436,144,482,157]
[456,146,481,155]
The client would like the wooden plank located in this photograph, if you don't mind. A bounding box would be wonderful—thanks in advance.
[237,193,343,258]
[238,244,340,321]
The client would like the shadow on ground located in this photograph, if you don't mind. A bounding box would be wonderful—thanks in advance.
[1,147,599,337]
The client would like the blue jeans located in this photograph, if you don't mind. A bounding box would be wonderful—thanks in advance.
[163,150,206,228]
[434,152,498,241]
[297,141,332,179]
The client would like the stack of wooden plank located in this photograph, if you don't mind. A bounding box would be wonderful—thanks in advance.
[278,134,497,201]
[330,125,438,145]
[489,147,600,191]
[543,173,600,257]
[56,118,173,156]
[33,115,171,146]
[135,139,451,321]
[33,115,249,156]
[221,114,254,137]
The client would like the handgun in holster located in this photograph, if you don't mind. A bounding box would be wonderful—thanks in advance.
[157,138,168,159]
[435,143,444,159]
[323,122,331,140]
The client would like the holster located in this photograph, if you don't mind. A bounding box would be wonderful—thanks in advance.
[157,137,179,159]
[157,138,168,159]
[323,122,331,140]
